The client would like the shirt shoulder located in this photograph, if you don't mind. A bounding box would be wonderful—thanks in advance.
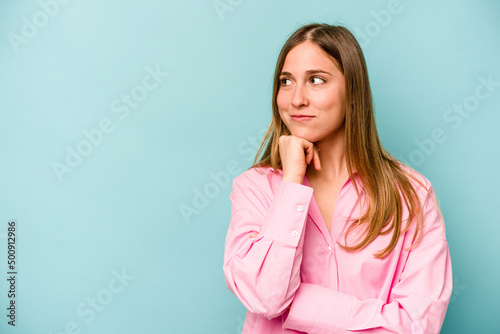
[397,162,433,198]
[396,162,447,243]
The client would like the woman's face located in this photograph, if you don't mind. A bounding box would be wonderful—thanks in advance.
[277,41,346,146]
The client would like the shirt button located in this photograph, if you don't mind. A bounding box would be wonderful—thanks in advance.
[328,246,332,251]
[291,230,298,237]
[297,205,304,212]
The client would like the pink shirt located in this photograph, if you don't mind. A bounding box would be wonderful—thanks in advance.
[223,166,452,333]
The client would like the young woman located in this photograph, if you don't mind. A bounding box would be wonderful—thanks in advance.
[223,23,452,333]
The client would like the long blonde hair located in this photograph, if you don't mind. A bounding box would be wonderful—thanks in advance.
[253,23,428,258]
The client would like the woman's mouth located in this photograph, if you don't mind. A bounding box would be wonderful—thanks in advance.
[291,115,315,122]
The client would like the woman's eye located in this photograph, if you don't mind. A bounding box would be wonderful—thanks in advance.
[311,76,325,85]
[280,78,291,86]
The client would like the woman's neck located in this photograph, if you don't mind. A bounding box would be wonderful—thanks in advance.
[306,130,348,183]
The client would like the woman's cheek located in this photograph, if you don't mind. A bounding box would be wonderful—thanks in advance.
[276,95,287,111]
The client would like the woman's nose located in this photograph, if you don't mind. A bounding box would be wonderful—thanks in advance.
[291,83,308,108]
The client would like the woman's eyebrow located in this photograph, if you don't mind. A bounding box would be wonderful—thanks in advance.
[305,69,332,75]
[280,69,332,76]
[279,71,293,77]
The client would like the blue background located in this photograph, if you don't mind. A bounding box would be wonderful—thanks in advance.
[1,0,499,333]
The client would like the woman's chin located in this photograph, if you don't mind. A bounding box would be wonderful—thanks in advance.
[289,132,318,143]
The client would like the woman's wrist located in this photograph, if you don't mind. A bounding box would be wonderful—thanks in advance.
[282,174,303,184]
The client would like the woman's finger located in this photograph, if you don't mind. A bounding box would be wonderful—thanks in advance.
[312,145,322,170]
[300,138,321,170]
[301,138,314,165]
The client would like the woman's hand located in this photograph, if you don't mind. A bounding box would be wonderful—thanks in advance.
[279,135,321,184]
[248,135,320,239]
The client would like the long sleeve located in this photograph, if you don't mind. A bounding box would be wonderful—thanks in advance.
[223,169,314,319]
[282,186,453,334]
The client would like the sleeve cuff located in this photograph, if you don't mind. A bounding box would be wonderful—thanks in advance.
[259,180,313,248]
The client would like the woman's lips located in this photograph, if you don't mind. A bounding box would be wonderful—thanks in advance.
[291,115,315,122]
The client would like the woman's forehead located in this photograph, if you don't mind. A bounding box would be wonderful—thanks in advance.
[282,41,342,74]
